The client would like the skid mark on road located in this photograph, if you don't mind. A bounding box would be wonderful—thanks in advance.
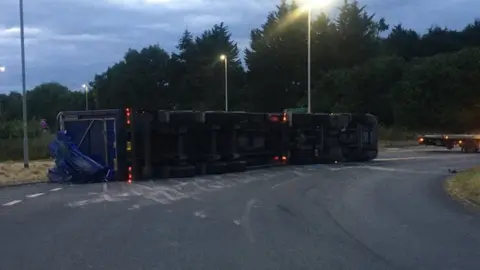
[67,169,308,209]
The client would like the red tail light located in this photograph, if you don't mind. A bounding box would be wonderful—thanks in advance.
[128,166,132,182]
[125,108,131,125]
[269,115,279,122]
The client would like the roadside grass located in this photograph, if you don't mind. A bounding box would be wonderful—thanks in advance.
[378,126,419,148]
[445,167,480,207]
[0,160,53,186]
[0,133,54,186]
[0,133,53,162]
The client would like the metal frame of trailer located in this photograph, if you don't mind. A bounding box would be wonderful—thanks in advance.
[418,134,480,152]
[56,109,129,181]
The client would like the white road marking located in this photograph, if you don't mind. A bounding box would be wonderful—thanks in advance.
[2,200,22,206]
[241,199,257,243]
[330,165,448,175]
[194,211,207,219]
[26,193,45,198]
[49,187,63,192]
[375,156,432,161]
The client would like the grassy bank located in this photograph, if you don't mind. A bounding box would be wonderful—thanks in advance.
[445,167,480,207]
[0,133,54,186]
[378,126,419,148]
[0,133,53,162]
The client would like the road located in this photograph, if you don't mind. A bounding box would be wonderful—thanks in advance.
[1,147,480,270]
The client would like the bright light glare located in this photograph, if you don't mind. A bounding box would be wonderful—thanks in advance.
[220,55,226,60]
[82,84,88,90]
[0,66,5,72]
[299,0,331,10]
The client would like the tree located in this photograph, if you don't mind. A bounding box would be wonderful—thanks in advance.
[170,23,245,110]
[92,45,172,109]
[385,24,421,60]
[391,48,480,131]
[245,0,309,111]
[334,0,388,68]
[26,82,85,125]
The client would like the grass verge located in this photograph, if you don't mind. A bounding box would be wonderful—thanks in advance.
[0,133,53,161]
[0,133,53,186]
[378,126,419,149]
[445,167,480,208]
[0,160,52,186]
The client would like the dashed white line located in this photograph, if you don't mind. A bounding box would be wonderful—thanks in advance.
[26,193,45,198]
[49,187,63,192]
[2,200,22,206]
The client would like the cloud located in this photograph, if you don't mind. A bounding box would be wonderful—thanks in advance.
[0,0,479,92]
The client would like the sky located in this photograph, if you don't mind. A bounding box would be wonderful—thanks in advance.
[0,0,477,93]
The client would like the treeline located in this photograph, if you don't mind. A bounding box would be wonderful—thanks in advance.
[0,83,87,138]
[2,0,480,134]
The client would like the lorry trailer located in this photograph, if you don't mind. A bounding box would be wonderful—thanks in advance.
[418,134,480,152]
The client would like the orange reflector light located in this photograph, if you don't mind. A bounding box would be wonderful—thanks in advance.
[418,137,424,143]
[281,156,287,161]
[459,140,463,144]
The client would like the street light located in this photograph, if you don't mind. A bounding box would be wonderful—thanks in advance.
[301,0,331,114]
[0,66,5,72]
[19,0,29,168]
[219,54,228,111]
[82,84,89,110]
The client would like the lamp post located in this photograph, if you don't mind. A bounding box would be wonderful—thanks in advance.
[0,66,4,117]
[307,6,312,114]
[302,0,330,114]
[19,0,29,169]
[219,55,228,111]
[82,84,89,110]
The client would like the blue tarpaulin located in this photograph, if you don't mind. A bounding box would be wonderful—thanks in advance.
[48,131,113,183]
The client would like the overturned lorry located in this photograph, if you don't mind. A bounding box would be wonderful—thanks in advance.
[49,109,378,183]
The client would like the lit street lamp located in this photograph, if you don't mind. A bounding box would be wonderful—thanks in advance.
[0,66,5,72]
[82,84,89,110]
[220,54,228,111]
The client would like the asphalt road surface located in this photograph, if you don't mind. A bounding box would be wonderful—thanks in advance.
[1,147,480,270]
